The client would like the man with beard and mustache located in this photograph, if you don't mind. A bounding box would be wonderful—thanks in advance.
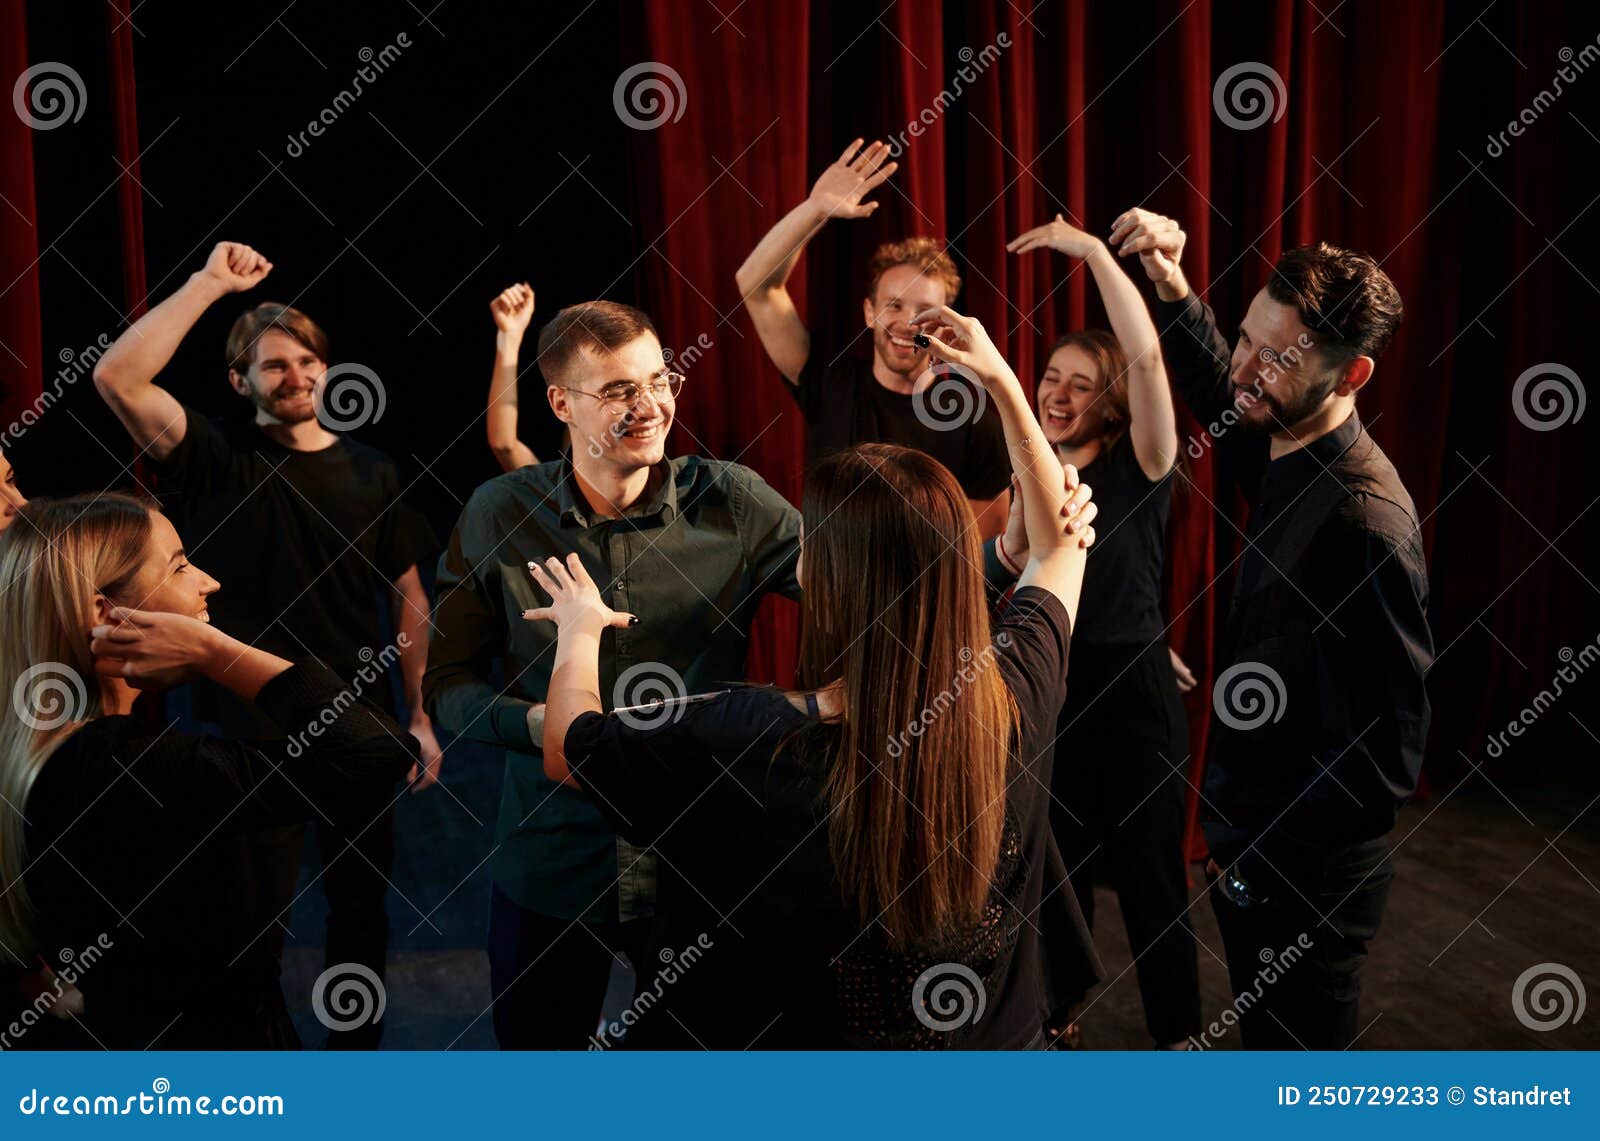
[1110,208,1432,1049]
[92,241,440,1048]
[736,139,1010,537]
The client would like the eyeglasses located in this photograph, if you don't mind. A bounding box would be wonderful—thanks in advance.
[563,372,685,412]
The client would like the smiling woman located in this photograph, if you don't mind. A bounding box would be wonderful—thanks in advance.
[0,493,417,1049]
[0,448,26,532]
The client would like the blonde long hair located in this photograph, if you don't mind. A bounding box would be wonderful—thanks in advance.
[0,494,154,963]
[794,445,1018,952]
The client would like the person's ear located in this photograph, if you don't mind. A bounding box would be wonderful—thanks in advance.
[1335,355,1375,397]
[227,368,250,397]
[862,296,875,328]
[91,593,116,626]
[548,385,573,424]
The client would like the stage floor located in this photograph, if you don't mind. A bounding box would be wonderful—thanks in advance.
[281,736,1600,1050]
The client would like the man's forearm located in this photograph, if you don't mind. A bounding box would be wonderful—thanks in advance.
[95,272,225,391]
[1154,266,1191,303]
[487,332,537,470]
[394,591,431,718]
[736,198,826,297]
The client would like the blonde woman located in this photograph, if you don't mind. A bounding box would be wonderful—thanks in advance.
[0,494,417,1048]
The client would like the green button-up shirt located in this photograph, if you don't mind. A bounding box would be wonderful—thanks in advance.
[423,454,802,923]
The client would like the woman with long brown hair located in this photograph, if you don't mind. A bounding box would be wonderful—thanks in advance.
[529,309,1099,1048]
[1005,214,1200,1048]
[0,494,416,1048]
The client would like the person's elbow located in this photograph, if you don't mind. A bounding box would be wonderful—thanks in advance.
[91,357,132,404]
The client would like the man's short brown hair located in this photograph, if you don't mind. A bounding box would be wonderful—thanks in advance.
[1267,242,1403,363]
[865,237,962,304]
[536,301,659,387]
[225,303,330,374]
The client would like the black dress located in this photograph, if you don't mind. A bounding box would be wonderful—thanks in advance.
[563,586,1102,1049]
[1049,435,1201,1044]
[20,663,417,1049]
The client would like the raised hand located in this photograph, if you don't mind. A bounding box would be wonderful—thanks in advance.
[908,305,1018,390]
[1108,208,1186,285]
[491,282,536,338]
[201,241,272,293]
[1006,213,1104,260]
[522,553,636,634]
[808,139,898,221]
[1002,465,1098,567]
[89,607,223,690]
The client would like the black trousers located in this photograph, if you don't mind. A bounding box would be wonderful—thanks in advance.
[486,884,652,1049]
[254,780,396,1049]
[1050,640,1202,1045]
[1207,838,1393,1049]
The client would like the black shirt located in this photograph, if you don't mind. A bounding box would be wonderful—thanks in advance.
[1072,435,1173,646]
[563,586,1102,1049]
[22,663,417,1049]
[155,406,434,685]
[1155,292,1433,887]
[792,345,1012,499]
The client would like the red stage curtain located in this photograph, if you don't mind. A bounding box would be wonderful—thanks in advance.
[0,0,43,432]
[628,1,1592,862]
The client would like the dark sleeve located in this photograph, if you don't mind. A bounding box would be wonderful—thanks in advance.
[992,586,1072,782]
[733,465,802,603]
[143,661,417,830]
[1152,292,1236,429]
[374,461,438,584]
[151,403,233,498]
[1240,517,1433,881]
[960,406,1013,500]
[422,486,538,750]
[981,538,1017,612]
[789,340,834,424]
[563,694,781,845]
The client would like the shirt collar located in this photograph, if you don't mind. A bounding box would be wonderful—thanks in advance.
[556,455,680,529]
[1268,408,1364,485]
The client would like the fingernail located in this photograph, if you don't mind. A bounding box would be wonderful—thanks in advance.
[521,610,534,619]
[628,615,642,627]
[913,334,931,348]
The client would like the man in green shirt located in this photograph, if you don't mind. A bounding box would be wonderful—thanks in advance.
[424,300,802,1048]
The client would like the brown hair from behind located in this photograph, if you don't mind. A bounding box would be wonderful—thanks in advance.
[225,303,331,375]
[791,443,1018,952]
[865,237,962,305]
[535,301,659,388]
